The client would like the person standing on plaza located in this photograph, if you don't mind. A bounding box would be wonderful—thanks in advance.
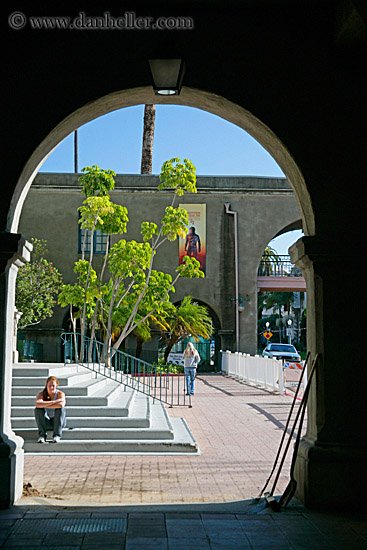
[34,376,66,443]
[183,342,200,395]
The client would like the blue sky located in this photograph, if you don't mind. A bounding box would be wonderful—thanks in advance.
[40,104,303,254]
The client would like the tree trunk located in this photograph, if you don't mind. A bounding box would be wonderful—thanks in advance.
[164,334,180,363]
[135,335,144,358]
[140,104,156,175]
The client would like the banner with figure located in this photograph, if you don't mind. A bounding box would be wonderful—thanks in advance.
[179,204,206,275]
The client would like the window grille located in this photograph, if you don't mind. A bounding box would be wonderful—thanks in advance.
[78,227,109,254]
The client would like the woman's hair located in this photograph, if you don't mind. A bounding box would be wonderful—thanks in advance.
[42,376,59,401]
[184,342,197,356]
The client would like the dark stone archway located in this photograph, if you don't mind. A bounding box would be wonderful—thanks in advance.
[2,0,365,510]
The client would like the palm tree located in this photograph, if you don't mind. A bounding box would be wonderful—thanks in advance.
[161,296,213,362]
[259,245,281,275]
[109,308,154,359]
[140,104,156,174]
[133,321,151,359]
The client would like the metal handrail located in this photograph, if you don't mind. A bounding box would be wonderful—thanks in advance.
[258,255,303,277]
[60,332,192,408]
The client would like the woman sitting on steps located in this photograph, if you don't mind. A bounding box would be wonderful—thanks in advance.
[34,376,66,443]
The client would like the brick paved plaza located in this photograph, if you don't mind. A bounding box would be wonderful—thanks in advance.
[1,374,365,549]
[22,374,302,505]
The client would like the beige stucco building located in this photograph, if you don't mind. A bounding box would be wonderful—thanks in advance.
[18,173,302,364]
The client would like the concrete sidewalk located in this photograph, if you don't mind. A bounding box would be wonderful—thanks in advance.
[2,374,365,548]
[1,502,366,549]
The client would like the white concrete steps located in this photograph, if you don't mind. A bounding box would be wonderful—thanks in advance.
[15,398,174,442]
[12,372,95,387]
[17,426,174,441]
[23,438,196,454]
[12,415,149,429]
[12,365,99,389]
[22,418,196,454]
[12,383,124,407]
[12,364,85,378]
[12,376,104,395]
[11,362,199,455]
[12,392,147,429]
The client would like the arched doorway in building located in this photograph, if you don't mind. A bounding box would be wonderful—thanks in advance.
[4,87,315,506]
[163,299,222,372]
[257,227,307,355]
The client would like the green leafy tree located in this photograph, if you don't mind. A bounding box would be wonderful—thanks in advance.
[59,159,205,361]
[59,166,129,356]
[78,165,116,197]
[258,291,295,343]
[15,238,63,329]
[259,291,295,315]
[124,296,213,362]
[77,194,129,341]
[132,323,152,359]
[160,296,213,362]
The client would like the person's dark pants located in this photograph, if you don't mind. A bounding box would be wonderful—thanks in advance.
[34,407,67,438]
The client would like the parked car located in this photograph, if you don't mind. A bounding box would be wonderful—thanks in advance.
[262,343,301,362]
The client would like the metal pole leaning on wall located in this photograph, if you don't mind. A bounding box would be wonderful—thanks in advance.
[225,202,240,352]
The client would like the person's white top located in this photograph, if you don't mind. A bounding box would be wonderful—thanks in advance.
[184,351,200,369]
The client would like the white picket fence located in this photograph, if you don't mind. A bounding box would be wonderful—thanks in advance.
[221,350,285,395]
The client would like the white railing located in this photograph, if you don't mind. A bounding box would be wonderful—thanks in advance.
[221,350,285,395]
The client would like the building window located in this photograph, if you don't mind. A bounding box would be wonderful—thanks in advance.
[78,227,109,254]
